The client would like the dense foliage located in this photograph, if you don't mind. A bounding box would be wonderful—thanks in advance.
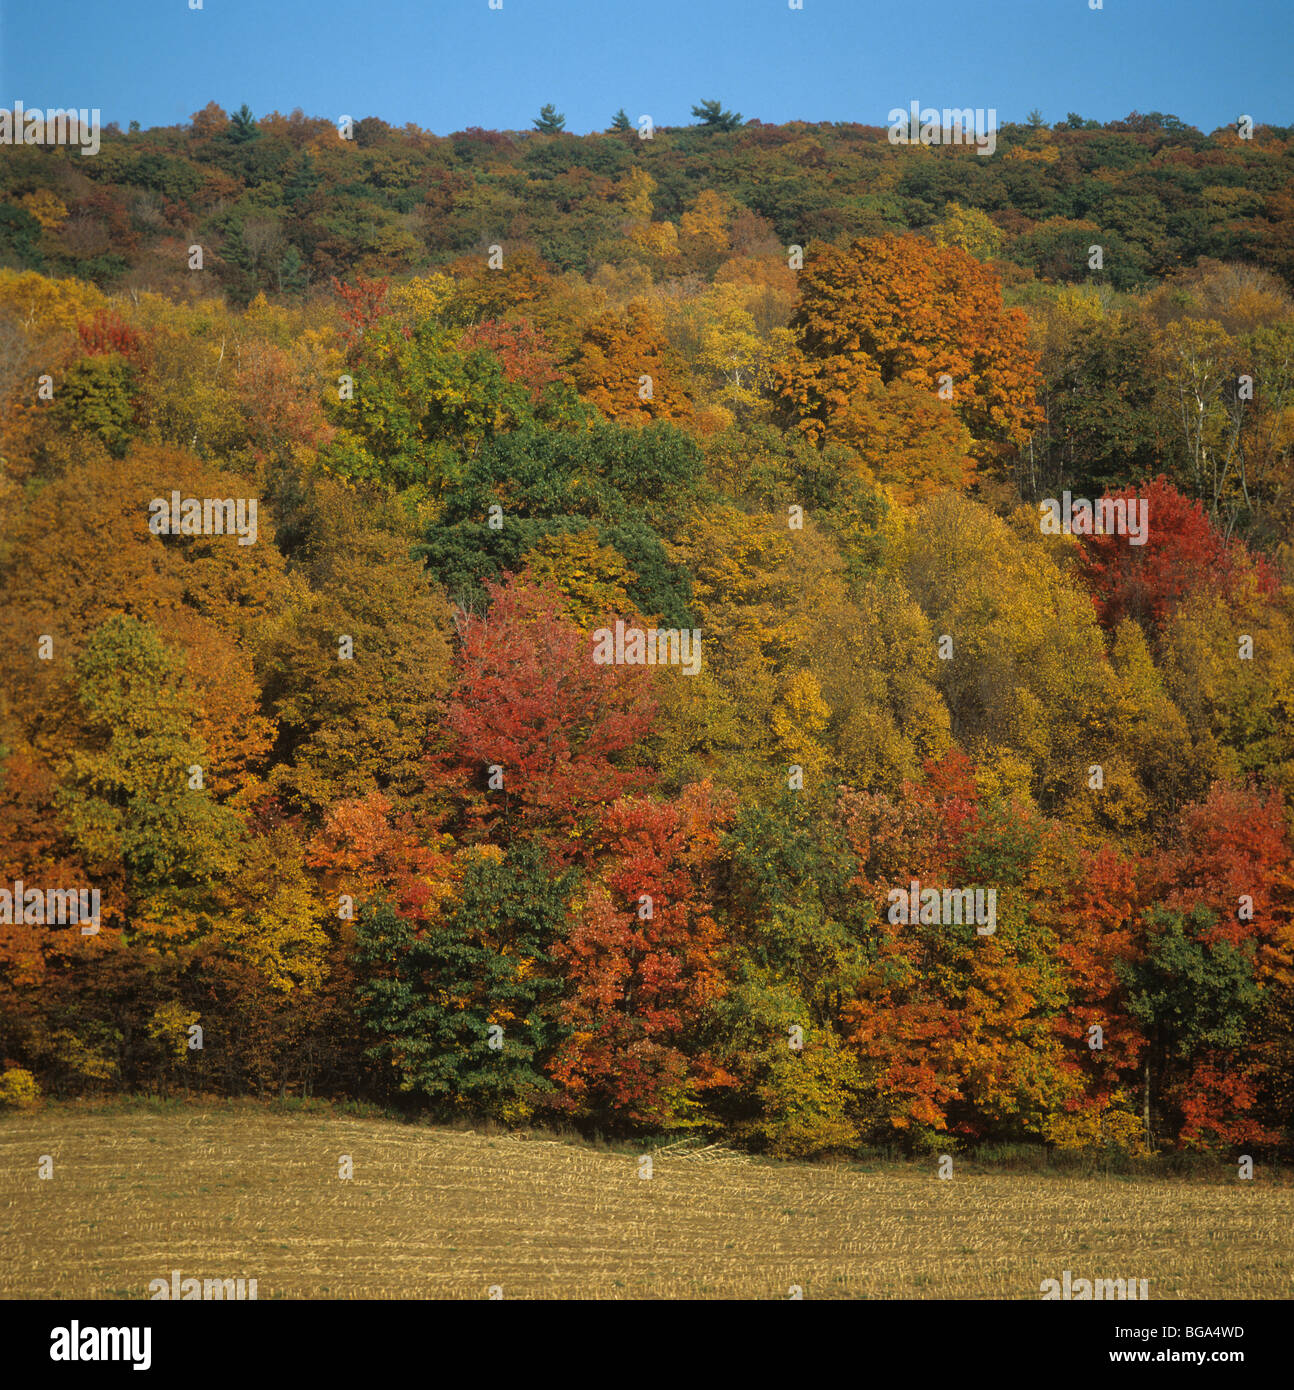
[2,104,1292,1158]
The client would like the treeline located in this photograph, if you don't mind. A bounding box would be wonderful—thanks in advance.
[2,104,1293,300]
[0,110,1292,1157]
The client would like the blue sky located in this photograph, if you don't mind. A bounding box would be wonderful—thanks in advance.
[2,0,1288,134]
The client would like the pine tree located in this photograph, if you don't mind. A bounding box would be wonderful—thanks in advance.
[227,103,259,143]
[691,99,742,131]
[533,104,566,134]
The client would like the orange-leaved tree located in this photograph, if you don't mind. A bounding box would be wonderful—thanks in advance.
[549,782,734,1128]
[774,234,1042,484]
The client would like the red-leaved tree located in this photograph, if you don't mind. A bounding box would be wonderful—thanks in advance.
[549,782,733,1127]
[434,575,658,862]
[1077,475,1276,632]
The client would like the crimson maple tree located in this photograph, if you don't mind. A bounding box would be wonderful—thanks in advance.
[433,575,658,862]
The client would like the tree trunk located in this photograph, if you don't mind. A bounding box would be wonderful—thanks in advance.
[1143,1056,1152,1148]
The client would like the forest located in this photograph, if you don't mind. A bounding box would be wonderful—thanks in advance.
[1,102,1292,1160]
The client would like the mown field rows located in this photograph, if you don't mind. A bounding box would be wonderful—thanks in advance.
[2,1105,1291,1300]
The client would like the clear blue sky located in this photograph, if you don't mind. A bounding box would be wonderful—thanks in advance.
[2,0,1288,134]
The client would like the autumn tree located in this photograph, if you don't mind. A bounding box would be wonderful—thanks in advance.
[0,447,282,793]
[456,317,563,401]
[549,783,733,1128]
[775,234,1043,473]
[434,575,658,861]
[442,247,553,327]
[839,757,1076,1147]
[190,102,230,140]
[931,203,1003,262]
[55,615,244,948]
[893,492,1126,825]
[1045,842,1149,1151]
[567,301,694,425]
[516,530,641,628]
[259,479,453,817]
[677,190,734,276]
[1076,475,1275,633]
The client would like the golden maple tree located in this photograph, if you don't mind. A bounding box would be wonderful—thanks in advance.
[775,234,1043,482]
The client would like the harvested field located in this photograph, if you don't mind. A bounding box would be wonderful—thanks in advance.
[2,1103,1291,1300]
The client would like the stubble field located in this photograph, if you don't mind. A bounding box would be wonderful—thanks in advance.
[1,1103,1291,1300]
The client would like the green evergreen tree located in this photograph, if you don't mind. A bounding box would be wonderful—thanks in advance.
[690,99,743,131]
[226,103,259,143]
[533,104,566,134]
[283,153,321,208]
[353,841,574,1118]
[277,244,307,295]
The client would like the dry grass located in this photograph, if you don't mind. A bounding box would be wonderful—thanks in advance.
[2,1102,1291,1299]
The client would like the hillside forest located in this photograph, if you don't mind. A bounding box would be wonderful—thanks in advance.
[1,103,1293,1158]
